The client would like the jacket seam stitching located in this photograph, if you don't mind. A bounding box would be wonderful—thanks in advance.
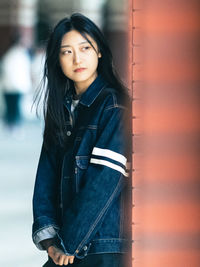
[92,238,127,241]
[112,92,117,106]
[78,125,98,130]
[75,175,123,252]
[86,84,108,107]
[60,153,66,218]
[34,215,49,222]
[104,105,127,111]
[119,187,124,238]
[33,215,57,223]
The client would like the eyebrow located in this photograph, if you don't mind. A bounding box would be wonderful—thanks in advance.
[60,41,89,48]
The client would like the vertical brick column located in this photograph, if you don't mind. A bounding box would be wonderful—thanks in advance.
[129,0,142,266]
[130,0,200,266]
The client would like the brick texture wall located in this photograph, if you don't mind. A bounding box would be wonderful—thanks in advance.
[130,0,200,266]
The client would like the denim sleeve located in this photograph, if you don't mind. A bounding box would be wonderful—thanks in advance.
[33,226,73,256]
[33,226,57,250]
[58,105,132,257]
[32,141,61,249]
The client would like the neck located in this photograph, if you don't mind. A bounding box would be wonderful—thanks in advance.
[74,72,98,95]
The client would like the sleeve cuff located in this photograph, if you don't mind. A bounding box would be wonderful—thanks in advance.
[33,226,58,250]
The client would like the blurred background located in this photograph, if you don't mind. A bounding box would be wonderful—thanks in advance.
[0,0,129,266]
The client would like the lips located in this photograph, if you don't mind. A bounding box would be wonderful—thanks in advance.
[74,68,86,72]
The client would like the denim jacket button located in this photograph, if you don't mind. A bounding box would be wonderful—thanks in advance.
[83,245,87,251]
[66,131,71,136]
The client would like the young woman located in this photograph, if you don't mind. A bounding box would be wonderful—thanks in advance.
[32,12,132,267]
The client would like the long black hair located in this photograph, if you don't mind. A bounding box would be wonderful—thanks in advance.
[34,12,131,148]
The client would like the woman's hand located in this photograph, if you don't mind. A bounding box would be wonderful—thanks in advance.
[47,245,75,265]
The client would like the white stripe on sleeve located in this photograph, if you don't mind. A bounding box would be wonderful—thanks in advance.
[91,147,127,167]
[90,158,130,177]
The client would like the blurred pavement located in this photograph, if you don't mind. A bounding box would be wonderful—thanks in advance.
[0,119,48,267]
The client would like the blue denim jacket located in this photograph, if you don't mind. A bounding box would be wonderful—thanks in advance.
[32,74,132,259]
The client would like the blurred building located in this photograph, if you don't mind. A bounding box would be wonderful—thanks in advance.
[36,0,129,83]
[0,0,37,55]
[0,0,129,79]
[0,0,130,119]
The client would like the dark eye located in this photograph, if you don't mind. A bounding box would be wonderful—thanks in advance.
[61,50,71,55]
[82,46,90,51]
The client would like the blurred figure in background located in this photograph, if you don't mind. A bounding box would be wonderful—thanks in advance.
[0,31,32,134]
[31,43,46,122]
[31,43,46,93]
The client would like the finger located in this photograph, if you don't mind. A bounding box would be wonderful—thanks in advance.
[48,248,60,265]
[54,252,62,264]
[63,256,69,265]
[58,254,65,266]
[52,256,59,265]
[69,256,74,264]
[48,253,59,265]
[52,254,61,265]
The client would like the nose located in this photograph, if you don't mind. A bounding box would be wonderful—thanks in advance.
[73,50,81,65]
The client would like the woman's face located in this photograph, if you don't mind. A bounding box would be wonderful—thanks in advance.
[59,30,101,92]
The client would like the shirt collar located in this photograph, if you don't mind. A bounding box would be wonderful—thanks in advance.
[65,74,109,107]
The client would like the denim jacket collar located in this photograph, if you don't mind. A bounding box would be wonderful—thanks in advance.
[65,74,109,108]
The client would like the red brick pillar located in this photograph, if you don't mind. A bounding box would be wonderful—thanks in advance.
[130,0,200,266]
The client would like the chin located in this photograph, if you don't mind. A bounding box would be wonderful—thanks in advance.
[72,74,91,82]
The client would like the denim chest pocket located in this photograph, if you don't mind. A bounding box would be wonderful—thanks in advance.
[75,155,90,193]
[74,125,98,142]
